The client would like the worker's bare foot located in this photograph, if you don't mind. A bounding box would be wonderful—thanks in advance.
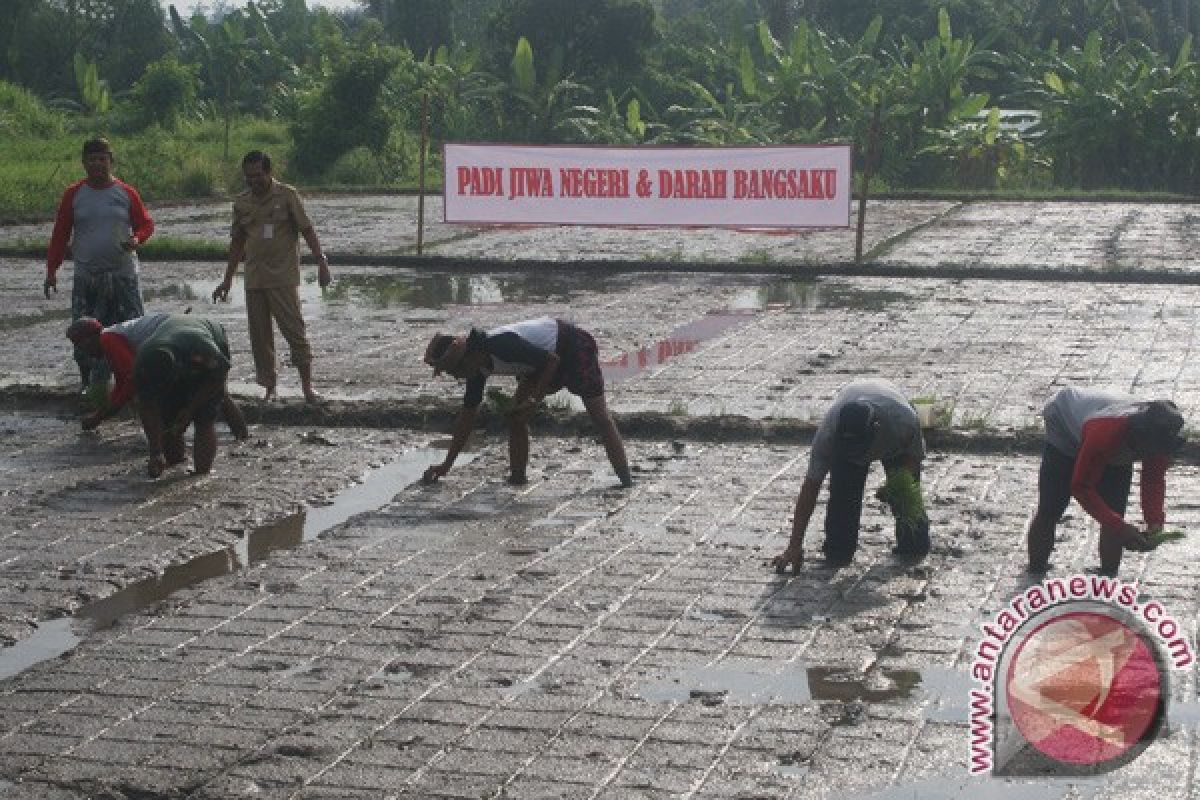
[263,387,276,402]
[303,390,322,404]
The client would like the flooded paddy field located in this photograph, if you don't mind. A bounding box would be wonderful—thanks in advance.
[3,199,1200,797]
[6,256,1200,429]
[0,437,1197,799]
[8,196,1200,274]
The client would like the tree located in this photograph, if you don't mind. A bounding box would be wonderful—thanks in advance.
[498,35,594,142]
[169,3,293,157]
[130,56,198,129]
[364,0,455,56]
[1016,32,1200,190]
[290,44,404,178]
[486,0,659,87]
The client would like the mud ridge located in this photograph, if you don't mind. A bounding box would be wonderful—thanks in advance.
[1,384,1129,459]
[4,245,1200,284]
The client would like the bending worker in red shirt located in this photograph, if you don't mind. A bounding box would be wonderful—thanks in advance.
[1027,387,1185,576]
[67,314,247,440]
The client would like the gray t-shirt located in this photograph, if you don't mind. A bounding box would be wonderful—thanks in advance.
[106,312,170,352]
[807,380,925,481]
[1043,387,1139,457]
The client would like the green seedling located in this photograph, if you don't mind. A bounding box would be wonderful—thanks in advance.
[1149,529,1186,546]
[486,387,515,415]
[875,470,925,527]
[83,383,108,412]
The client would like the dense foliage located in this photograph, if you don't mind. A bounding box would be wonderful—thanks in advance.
[2,0,1200,195]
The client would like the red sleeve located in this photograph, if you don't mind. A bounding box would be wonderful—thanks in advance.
[46,182,82,276]
[1141,454,1169,527]
[1071,417,1129,530]
[100,332,136,410]
[118,181,154,244]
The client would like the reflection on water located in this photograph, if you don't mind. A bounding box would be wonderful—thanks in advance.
[600,279,914,383]
[602,311,757,383]
[635,662,972,712]
[145,274,908,319]
[146,271,619,311]
[0,447,465,683]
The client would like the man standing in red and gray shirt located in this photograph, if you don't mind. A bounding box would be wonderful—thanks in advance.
[45,138,155,390]
[1028,387,1185,576]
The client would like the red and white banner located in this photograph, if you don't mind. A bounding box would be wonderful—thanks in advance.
[443,144,852,228]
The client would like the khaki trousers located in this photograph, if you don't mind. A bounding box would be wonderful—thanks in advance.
[245,286,311,389]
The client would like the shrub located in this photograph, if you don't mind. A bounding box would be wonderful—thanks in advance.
[130,57,199,130]
[0,80,65,138]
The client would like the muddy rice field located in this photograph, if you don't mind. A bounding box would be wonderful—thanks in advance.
[1,197,1199,798]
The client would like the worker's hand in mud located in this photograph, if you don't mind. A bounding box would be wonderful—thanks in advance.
[212,280,232,303]
[771,546,803,574]
[1118,522,1155,552]
[81,412,103,431]
[169,413,190,438]
[423,464,449,484]
[147,452,166,479]
[43,275,56,298]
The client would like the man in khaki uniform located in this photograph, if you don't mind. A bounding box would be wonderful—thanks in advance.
[213,150,331,402]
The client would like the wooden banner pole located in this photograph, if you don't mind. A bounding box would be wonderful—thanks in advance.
[855,101,883,263]
[417,92,429,256]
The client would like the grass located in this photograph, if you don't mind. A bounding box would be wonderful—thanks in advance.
[0,234,229,261]
[738,248,773,265]
[0,116,294,221]
[873,186,1198,203]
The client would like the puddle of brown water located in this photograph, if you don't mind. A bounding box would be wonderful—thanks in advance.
[634,663,972,711]
[149,270,628,311]
[0,447,465,682]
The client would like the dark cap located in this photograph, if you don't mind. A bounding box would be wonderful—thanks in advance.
[66,317,103,345]
[1130,400,1186,455]
[424,333,467,376]
[836,400,877,459]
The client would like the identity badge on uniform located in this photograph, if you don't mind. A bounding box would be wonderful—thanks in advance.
[262,223,274,239]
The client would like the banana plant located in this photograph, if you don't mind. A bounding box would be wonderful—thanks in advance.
[1016,31,1200,189]
[752,16,883,140]
[501,36,593,143]
[409,44,501,144]
[559,89,663,144]
[919,107,1047,188]
[169,3,292,158]
[664,79,776,145]
[72,53,111,116]
[877,8,999,185]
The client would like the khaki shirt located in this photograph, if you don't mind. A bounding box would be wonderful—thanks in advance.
[231,180,313,289]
